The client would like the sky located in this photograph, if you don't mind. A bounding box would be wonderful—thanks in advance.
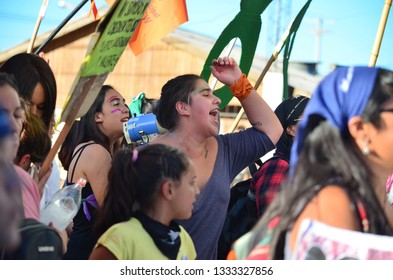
[0,0,392,76]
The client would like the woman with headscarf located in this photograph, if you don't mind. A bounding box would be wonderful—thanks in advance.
[228,66,393,259]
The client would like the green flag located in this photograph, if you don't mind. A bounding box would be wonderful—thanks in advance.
[280,0,312,100]
[200,0,273,109]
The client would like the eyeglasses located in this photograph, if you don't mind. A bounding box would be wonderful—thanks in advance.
[379,108,393,113]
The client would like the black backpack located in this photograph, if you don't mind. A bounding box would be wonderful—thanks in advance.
[1,218,63,260]
[217,155,288,260]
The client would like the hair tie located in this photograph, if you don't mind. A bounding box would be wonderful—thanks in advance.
[132,149,138,162]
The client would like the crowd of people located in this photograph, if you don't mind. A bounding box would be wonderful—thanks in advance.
[1,49,393,261]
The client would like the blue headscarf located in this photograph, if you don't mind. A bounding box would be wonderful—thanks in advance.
[0,108,13,139]
[290,66,379,174]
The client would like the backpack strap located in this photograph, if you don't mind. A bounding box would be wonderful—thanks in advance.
[248,163,258,176]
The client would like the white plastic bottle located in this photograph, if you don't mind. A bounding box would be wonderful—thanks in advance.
[40,178,87,231]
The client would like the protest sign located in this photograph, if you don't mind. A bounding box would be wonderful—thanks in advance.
[41,0,150,176]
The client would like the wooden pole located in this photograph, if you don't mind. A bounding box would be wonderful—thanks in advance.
[210,38,237,90]
[35,0,89,55]
[369,0,392,66]
[40,75,106,178]
[228,55,275,133]
[27,0,49,53]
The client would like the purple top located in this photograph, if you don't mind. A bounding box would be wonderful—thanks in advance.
[178,128,275,259]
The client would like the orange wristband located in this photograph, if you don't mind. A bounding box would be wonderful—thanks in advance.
[229,74,254,101]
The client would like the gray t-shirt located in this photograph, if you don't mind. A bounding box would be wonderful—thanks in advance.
[178,128,275,259]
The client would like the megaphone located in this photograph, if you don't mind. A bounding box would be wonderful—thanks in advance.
[123,113,166,144]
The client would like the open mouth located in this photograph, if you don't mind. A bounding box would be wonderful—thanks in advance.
[209,109,219,118]
[121,117,129,123]
[209,109,219,124]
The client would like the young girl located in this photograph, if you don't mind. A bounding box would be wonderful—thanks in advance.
[89,144,199,260]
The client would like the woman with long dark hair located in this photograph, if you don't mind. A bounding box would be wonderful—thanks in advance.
[58,85,130,259]
[229,66,393,259]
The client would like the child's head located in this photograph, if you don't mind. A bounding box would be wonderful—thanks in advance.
[98,144,198,232]
[14,113,52,171]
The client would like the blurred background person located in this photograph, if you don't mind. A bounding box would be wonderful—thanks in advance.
[229,66,393,260]
[0,53,57,207]
[14,113,51,176]
[251,95,309,217]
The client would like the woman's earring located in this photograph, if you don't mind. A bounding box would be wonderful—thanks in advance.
[362,140,370,156]
[362,145,370,156]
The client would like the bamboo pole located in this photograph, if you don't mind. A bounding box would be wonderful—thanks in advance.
[369,0,392,66]
[27,0,49,53]
[210,38,237,90]
[228,56,275,133]
[35,0,89,55]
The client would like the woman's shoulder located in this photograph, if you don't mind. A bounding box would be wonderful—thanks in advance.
[76,142,111,159]
[13,164,31,178]
[288,184,362,254]
[13,164,36,187]
[103,218,149,242]
[315,185,350,200]
[70,143,111,177]
[304,185,359,224]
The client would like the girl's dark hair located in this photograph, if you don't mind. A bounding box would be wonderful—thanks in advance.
[58,85,118,170]
[16,113,51,165]
[0,72,19,93]
[0,53,57,130]
[156,74,202,130]
[249,68,393,259]
[94,144,190,236]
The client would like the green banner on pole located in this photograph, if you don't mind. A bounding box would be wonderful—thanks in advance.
[200,0,273,109]
[281,0,312,100]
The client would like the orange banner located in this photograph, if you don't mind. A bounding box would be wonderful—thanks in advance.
[128,0,188,55]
